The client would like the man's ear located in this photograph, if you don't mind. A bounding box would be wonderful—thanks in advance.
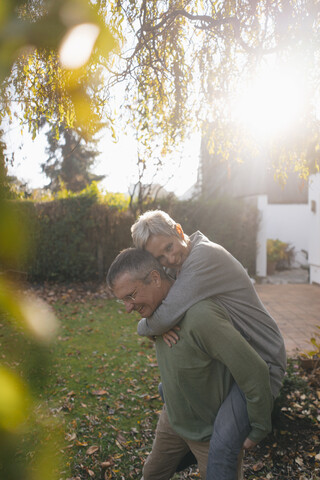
[175,223,184,239]
[150,270,162,286]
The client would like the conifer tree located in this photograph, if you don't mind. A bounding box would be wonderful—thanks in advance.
[42,125,104,192]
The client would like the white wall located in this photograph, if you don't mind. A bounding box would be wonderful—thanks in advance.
[265,204,309,265]
[256,195,309,277]
[308,173,320,285]
[256,195,268,277]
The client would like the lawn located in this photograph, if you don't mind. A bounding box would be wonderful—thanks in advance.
[1,293,165,480]
[1,285,319,479]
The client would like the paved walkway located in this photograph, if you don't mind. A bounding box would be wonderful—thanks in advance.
[255,283,320,356]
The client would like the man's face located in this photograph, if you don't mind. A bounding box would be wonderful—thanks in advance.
[112,271,164,317]
[145,234,189,269]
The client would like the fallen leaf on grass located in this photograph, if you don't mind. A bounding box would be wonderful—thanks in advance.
[295,456,304,466]
[115,439,123,450]
[86,445,99,455]
[81,465,95,478]
[101,460,113,468]
[139,393,159,401]
[252,461,264,471]
[65,432,77,441]
[91,389,108,396]
[116,433,127,444]
[77,441,88,446]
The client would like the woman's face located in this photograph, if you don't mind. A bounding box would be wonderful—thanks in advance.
[145,233,189,269]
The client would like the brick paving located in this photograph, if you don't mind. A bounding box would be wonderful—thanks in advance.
[255,284,320,357]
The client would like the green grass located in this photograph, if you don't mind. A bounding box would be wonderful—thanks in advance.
[1,298,167,479]
[2,298,319,480]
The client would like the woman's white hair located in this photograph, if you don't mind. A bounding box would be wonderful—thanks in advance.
[131,210,180,249]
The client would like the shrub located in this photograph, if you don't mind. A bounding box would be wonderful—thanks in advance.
[27,196,134,281]
[5,193,259,281]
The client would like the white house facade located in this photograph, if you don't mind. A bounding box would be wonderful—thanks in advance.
[308,173,320,284]
[256,173,320,285]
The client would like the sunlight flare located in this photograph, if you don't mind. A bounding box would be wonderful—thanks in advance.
[235,64,306,139]
[59,23,100,69]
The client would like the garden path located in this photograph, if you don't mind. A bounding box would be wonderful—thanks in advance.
[255,281,320,356]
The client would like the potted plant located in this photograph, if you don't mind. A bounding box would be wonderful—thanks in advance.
[267,239,295,275]
[299,327,320,372]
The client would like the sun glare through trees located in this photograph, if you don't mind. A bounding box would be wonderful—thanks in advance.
[234,60,307,142]
[59,23,101,69]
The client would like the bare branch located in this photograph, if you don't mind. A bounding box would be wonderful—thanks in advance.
[138,8,280,55]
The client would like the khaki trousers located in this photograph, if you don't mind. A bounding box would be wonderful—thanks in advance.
[142,405,210,479]
[141,406,244,480]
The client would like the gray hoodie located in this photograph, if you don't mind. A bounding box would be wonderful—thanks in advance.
[137,231,287,398]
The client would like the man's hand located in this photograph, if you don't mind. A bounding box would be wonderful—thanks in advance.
[243,437,257,450]
[162,326,180,347]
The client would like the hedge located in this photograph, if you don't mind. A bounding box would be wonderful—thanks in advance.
[3,194,259,281]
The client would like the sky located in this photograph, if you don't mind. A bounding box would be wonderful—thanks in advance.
[6,122,201,198]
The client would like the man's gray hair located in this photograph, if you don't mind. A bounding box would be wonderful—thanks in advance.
[106,247,166,290]
[131,210,180,249]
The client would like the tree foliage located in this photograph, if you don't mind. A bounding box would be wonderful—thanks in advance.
[42,124,105,192]
[0,130,13,200]
[1,0,320,181]
[99,0,320,178]
[0,0,115,139]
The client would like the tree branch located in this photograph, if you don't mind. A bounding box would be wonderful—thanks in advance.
[141,9,239,34]
[139,8,279,55]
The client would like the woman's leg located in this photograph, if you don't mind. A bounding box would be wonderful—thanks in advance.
[206,383,251,480]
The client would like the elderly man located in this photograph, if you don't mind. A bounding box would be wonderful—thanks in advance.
[107,248,274,480]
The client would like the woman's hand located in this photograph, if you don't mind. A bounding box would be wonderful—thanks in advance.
[162,326,181,347]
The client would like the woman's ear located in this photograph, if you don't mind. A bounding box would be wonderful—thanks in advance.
[175,223,184,239]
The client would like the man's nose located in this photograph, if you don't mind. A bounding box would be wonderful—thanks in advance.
[124,301,135,313]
